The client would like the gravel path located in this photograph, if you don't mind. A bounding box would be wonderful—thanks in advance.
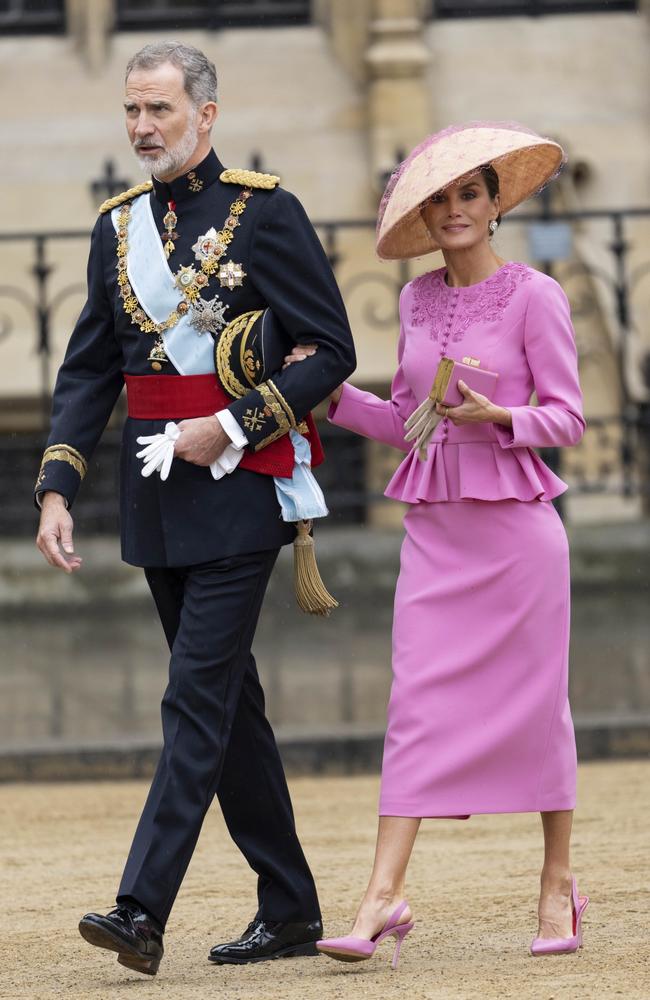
[1,761,648,999]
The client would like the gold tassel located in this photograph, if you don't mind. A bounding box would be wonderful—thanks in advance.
[293,519,339,616]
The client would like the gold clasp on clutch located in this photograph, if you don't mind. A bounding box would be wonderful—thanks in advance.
[461,356,481,367]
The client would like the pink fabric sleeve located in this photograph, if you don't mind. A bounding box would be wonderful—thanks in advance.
[328,313,417,452]
[495,276,585,450]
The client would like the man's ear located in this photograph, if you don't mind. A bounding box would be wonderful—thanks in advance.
[199,101,218,133]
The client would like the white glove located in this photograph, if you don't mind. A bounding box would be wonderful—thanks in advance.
[136,420,245,481]
[404,399,442,461]
[136,422,180,480]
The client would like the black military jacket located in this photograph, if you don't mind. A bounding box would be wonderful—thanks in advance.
[35,150,356,567]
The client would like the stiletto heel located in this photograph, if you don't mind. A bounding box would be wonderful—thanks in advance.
[389,921,413,969]
[530,875,589,957]
[317,900,415,968]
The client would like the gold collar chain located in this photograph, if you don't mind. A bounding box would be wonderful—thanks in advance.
[115,187,253,339]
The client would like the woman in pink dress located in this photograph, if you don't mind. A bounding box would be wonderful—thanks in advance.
[291,123,589,964]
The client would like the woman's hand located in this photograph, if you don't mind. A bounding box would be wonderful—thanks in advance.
[436,380,512,427]
[282,344,318,368]
[282,343,344,404]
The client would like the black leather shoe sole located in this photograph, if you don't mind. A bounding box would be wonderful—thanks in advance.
[208,940,320,965]
[78,917,162,976]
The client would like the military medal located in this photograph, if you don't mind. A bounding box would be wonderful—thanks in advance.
[191,227,225,263]
[218,260,247,290]
[148,338,168,371]
[161,200,178,259]
[190,296,229,335]
[190,226,230,276]
[174,265,200,298]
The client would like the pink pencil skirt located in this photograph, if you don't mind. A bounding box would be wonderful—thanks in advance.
[379,499,577,818]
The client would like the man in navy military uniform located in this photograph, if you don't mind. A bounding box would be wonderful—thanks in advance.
[35,42,355,976]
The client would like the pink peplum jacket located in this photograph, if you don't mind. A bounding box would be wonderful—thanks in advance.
[329,261,586,503]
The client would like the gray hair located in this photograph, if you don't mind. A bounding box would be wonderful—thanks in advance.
[125,41,218,107]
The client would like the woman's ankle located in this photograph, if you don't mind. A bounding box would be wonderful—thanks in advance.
[539,866,572,894]
[361,886,405,910]
[351,892,409,939]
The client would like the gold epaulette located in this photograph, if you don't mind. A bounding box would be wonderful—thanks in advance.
[99,181,154,215]
[220,168,280,190]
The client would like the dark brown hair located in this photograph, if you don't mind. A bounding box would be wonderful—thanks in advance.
[480,164,501,225]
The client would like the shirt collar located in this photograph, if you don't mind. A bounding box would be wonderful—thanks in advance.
[151,149,224,205]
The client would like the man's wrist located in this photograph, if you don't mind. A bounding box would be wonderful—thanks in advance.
[215,409,248,449]
[36,490,69,511]
[40,490,67,509]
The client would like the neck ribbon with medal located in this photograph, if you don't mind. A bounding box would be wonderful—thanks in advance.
[116,187,252,370]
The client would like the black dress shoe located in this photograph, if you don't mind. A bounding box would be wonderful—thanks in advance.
[78,904,164,976]
[208,918,323,965]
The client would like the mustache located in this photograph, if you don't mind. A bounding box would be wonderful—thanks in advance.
[133,138,165,150]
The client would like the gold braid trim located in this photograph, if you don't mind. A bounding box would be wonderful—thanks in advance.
[216,310,263,399]
[220,168,280,190]
[36,444,88,488]
[99,182,153,215]
[266,379,297,430]
[240,311,263,389]
[255,381,291,449]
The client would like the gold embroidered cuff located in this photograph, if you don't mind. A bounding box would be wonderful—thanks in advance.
[255,382,292,449]
[267,379,297,430]
[36,444,88,489]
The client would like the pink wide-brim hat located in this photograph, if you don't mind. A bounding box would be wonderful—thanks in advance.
[376,121,566,260]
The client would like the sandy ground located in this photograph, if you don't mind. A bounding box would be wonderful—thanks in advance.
[0,761,648,1000]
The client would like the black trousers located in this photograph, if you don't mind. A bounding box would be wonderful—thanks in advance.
[117,549,320,929]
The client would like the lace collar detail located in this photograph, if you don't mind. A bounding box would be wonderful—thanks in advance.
[410,261,532,341]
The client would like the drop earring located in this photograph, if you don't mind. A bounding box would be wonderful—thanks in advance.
[488,220,498,236]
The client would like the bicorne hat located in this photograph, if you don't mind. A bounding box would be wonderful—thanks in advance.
[214,307,291,400]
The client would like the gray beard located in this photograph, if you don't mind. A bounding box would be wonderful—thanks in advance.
[134,116,200,179]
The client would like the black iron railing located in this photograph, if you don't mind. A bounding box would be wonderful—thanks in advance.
[1,205,650,534]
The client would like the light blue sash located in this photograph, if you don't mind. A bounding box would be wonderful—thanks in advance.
[274,431,328,522]
[111,194,215,375]
[114,193,327,522]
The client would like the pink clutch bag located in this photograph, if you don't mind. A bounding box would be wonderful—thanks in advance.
[429,356,498,407]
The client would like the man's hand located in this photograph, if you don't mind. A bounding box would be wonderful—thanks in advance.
[36,492,82,573]
[174,415,230,466]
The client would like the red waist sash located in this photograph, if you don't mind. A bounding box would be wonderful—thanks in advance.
[124,373,324,478]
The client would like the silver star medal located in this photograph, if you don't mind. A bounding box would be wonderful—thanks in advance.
[191,227,226,262]
[190,295,229,335]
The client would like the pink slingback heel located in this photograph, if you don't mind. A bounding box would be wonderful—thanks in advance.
[316,901,414,970]
[530,876,589,956]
